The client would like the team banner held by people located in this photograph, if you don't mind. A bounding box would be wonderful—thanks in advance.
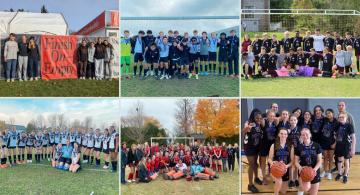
[40,35,78,80]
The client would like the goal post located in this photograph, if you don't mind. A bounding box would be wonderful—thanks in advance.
[150,137,195,146]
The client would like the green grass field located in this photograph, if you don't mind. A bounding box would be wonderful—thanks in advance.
[121,165,239,195]
[0,79,119,97]
[121,76,239,97]
[0,161,118,195]
[242,76,360,97]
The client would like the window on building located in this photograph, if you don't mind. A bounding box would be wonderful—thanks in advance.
[244,6,255,19]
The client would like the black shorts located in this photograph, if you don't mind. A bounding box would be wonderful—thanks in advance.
[94,147,102,152]
[259,142,273,157]
[320,141,335,151]
[171,59,180,66]
[190,53,198,63]
[18,146,26,149]
[49,143,55,146]
[26,145,33,147]
[336,65,350,74]
[199,55,209,61]
[335,143,351,159]
[59,157,71,164]
[1,145,6,148]
[146,57,159,64]
[355,51,360,57]
[218,54,227,62]
[109,148,116,153]
[180,58,190,66]
[103,149,109,154]
[282,169,290,182]
[254,55,260,62]
[42,144,48,147]
[8,146,16,149]
[244,145,260,156]
[87,146,93,150]
[209,52,217,61]
[159,57,169,63]
[134,53,144,63]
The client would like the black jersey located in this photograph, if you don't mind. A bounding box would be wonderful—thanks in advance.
[278,121,290,130]
[354,38,360,53]
[311,117,324,143]
[308,54,321,68]
[322,53,334,72]
[324,37,335,50]
[320,118,337,149]
[292,37,303,50]
[286,53,298,66]
[282,38,293,53]
[263,120,277,143]
[273,144,291,165]
[271,40,281,53]
[244,124,263,147]
[252,40,262,55]
[297,54,307,66]
[169,45,181,60]
[295,142,322,168]
[259,53,269,69]
[262,39,272,53]
[288,126,301,148]
[343,38,354,49]
[335,123,354,146]
[145,48,160,61]
[268,54,278,70]
[218,39,228,56]
[303,37,314,52]
[334,38,344,50]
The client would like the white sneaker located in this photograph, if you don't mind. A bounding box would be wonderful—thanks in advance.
[19,79,23,82]
[30,77,33,81]
[160,75,165,80]
[320,171,326,178]
[165,75,169,80]
[132,179,136,182]
[6,79,10,82]
[195,74,199,80]
[151,70,154,76]
[35,77,38,81]
[327,173,332,180]
[103,165,109,169]
[11,79,14,82]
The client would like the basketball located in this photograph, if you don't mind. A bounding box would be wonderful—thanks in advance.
[300,166,316,182]
[270,161,287,178]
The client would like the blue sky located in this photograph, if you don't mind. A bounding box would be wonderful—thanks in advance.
[120,0,239,36]
[0,99,119,128]
[0,0,118,31]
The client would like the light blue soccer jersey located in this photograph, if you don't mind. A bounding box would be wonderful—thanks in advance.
[208,38,218,52]
[8,130,18,147]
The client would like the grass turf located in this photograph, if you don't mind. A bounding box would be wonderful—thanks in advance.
[0,79,119,97]
[121,164,239,195]
[121,75,239,97]
[0,160,118,195]
[241,74,360,97]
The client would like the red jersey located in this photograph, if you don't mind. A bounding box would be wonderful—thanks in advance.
[221,147,228,158]
[154,156,160,169]
[214,147,221,157]
[160,156,170,166]
[173,156,180,164]
[184,154,191,165]
[146,162,154,173]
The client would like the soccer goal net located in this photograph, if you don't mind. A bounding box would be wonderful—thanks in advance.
[150,137,195,146]
[241,9,360,37]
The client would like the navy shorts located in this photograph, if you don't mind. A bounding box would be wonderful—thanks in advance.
[218,54,228,63]
[8,146,16,149]
[190,53,198,63]
[18,146,26,149]
[94,147,102,152]
[134,53,144,63]
[200,55,209,61]
[159,57,169,63]
[146,57,159,64]
[209,52,217,61]
[59,157,71,164]
[103,149,109,154]
[171,59,180,66]
[181,58,190,66]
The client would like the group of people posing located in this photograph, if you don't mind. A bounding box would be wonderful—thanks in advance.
[121,29,239,80]
[0,126,119,173]
[3,33,115,82]
[121,141,240,183]
[243,101,356,195]
[241,29,360,78]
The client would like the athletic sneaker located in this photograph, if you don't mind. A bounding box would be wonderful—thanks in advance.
[327,173,332,180]
[335,174,342,181]
[343,175,348,183]
[295,180,299,187]
[331,167,338,173]
[188,74,192,79]
[320,171,326,178]
[288,180,295,187]
[195,74,199,80]
[160,75,165,80]
[103,165,109,169]
[255,177,263,185]
[248,184,259,193]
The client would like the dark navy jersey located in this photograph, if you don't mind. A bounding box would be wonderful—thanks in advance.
[263,120,277,142]
[271,40,281,53]
[297,54,307,66]
[179,43,190,58]
[286,54,298,66]
[334,38,344,50]
[144,35,156,48]
[282,38,293,53]
[273,144,291,164]
[268,54,278,70]
[324,37,335,50]
[218,39,228,56]
[322,53,333,72]
[288,126,301,148]
[259,53,269,69]
[354,38,360,53]
[343,38,354,50]
[252,40,263,55]
[303,37,314,52]
[335,123,354,146]
[311,117,324,136]
[227,35,239,54]
[295,142,322,167]
[277,121,290,130]
[244,124,263,147]
[320,118,337,146]
[145,48,160,60]
[292,37,303,50]
[262,39,272,53]
[308,54,321,68]
[169,45,181,60]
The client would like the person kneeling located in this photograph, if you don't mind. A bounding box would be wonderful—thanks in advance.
[138,157,151,183]
[163,159,187,180]
[69,143,81,173]
[57,139,73,171]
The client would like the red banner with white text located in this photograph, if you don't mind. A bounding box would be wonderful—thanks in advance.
[40,35,78,80]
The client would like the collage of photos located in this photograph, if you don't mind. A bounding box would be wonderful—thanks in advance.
[2,0,360,195]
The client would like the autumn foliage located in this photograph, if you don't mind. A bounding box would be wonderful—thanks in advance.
[194,99,239,138]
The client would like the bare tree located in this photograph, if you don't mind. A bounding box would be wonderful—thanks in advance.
[48,114,57,129]
[26,119,36,133]
[71,119,82,129]
[9,117,15,125]
[121,101,146,143]
[84,116,93,130]
[57,114,66,129]
[36,115,45,130]
[174,99,195,136]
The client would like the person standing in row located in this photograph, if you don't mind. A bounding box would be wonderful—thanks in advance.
[94,38,106,80]
[77,40,88,80]
[28,37,40,81]
[104,40,114,81]
[18,35,28,81]
[88,42,96,80]
[4,33,19,82]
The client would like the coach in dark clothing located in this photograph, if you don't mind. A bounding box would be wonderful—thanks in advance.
[121,143,128,184]
[94,38,106,80]
[227,30,239,77]
[77,40,88,79]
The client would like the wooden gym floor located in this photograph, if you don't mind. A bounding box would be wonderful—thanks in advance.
[241,155,360,195]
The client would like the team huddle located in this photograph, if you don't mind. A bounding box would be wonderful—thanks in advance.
[0,126,119,173]
[243,101,356,195]
[241,29,360,79]
[121,29,239,80]
[121,141,239,183]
